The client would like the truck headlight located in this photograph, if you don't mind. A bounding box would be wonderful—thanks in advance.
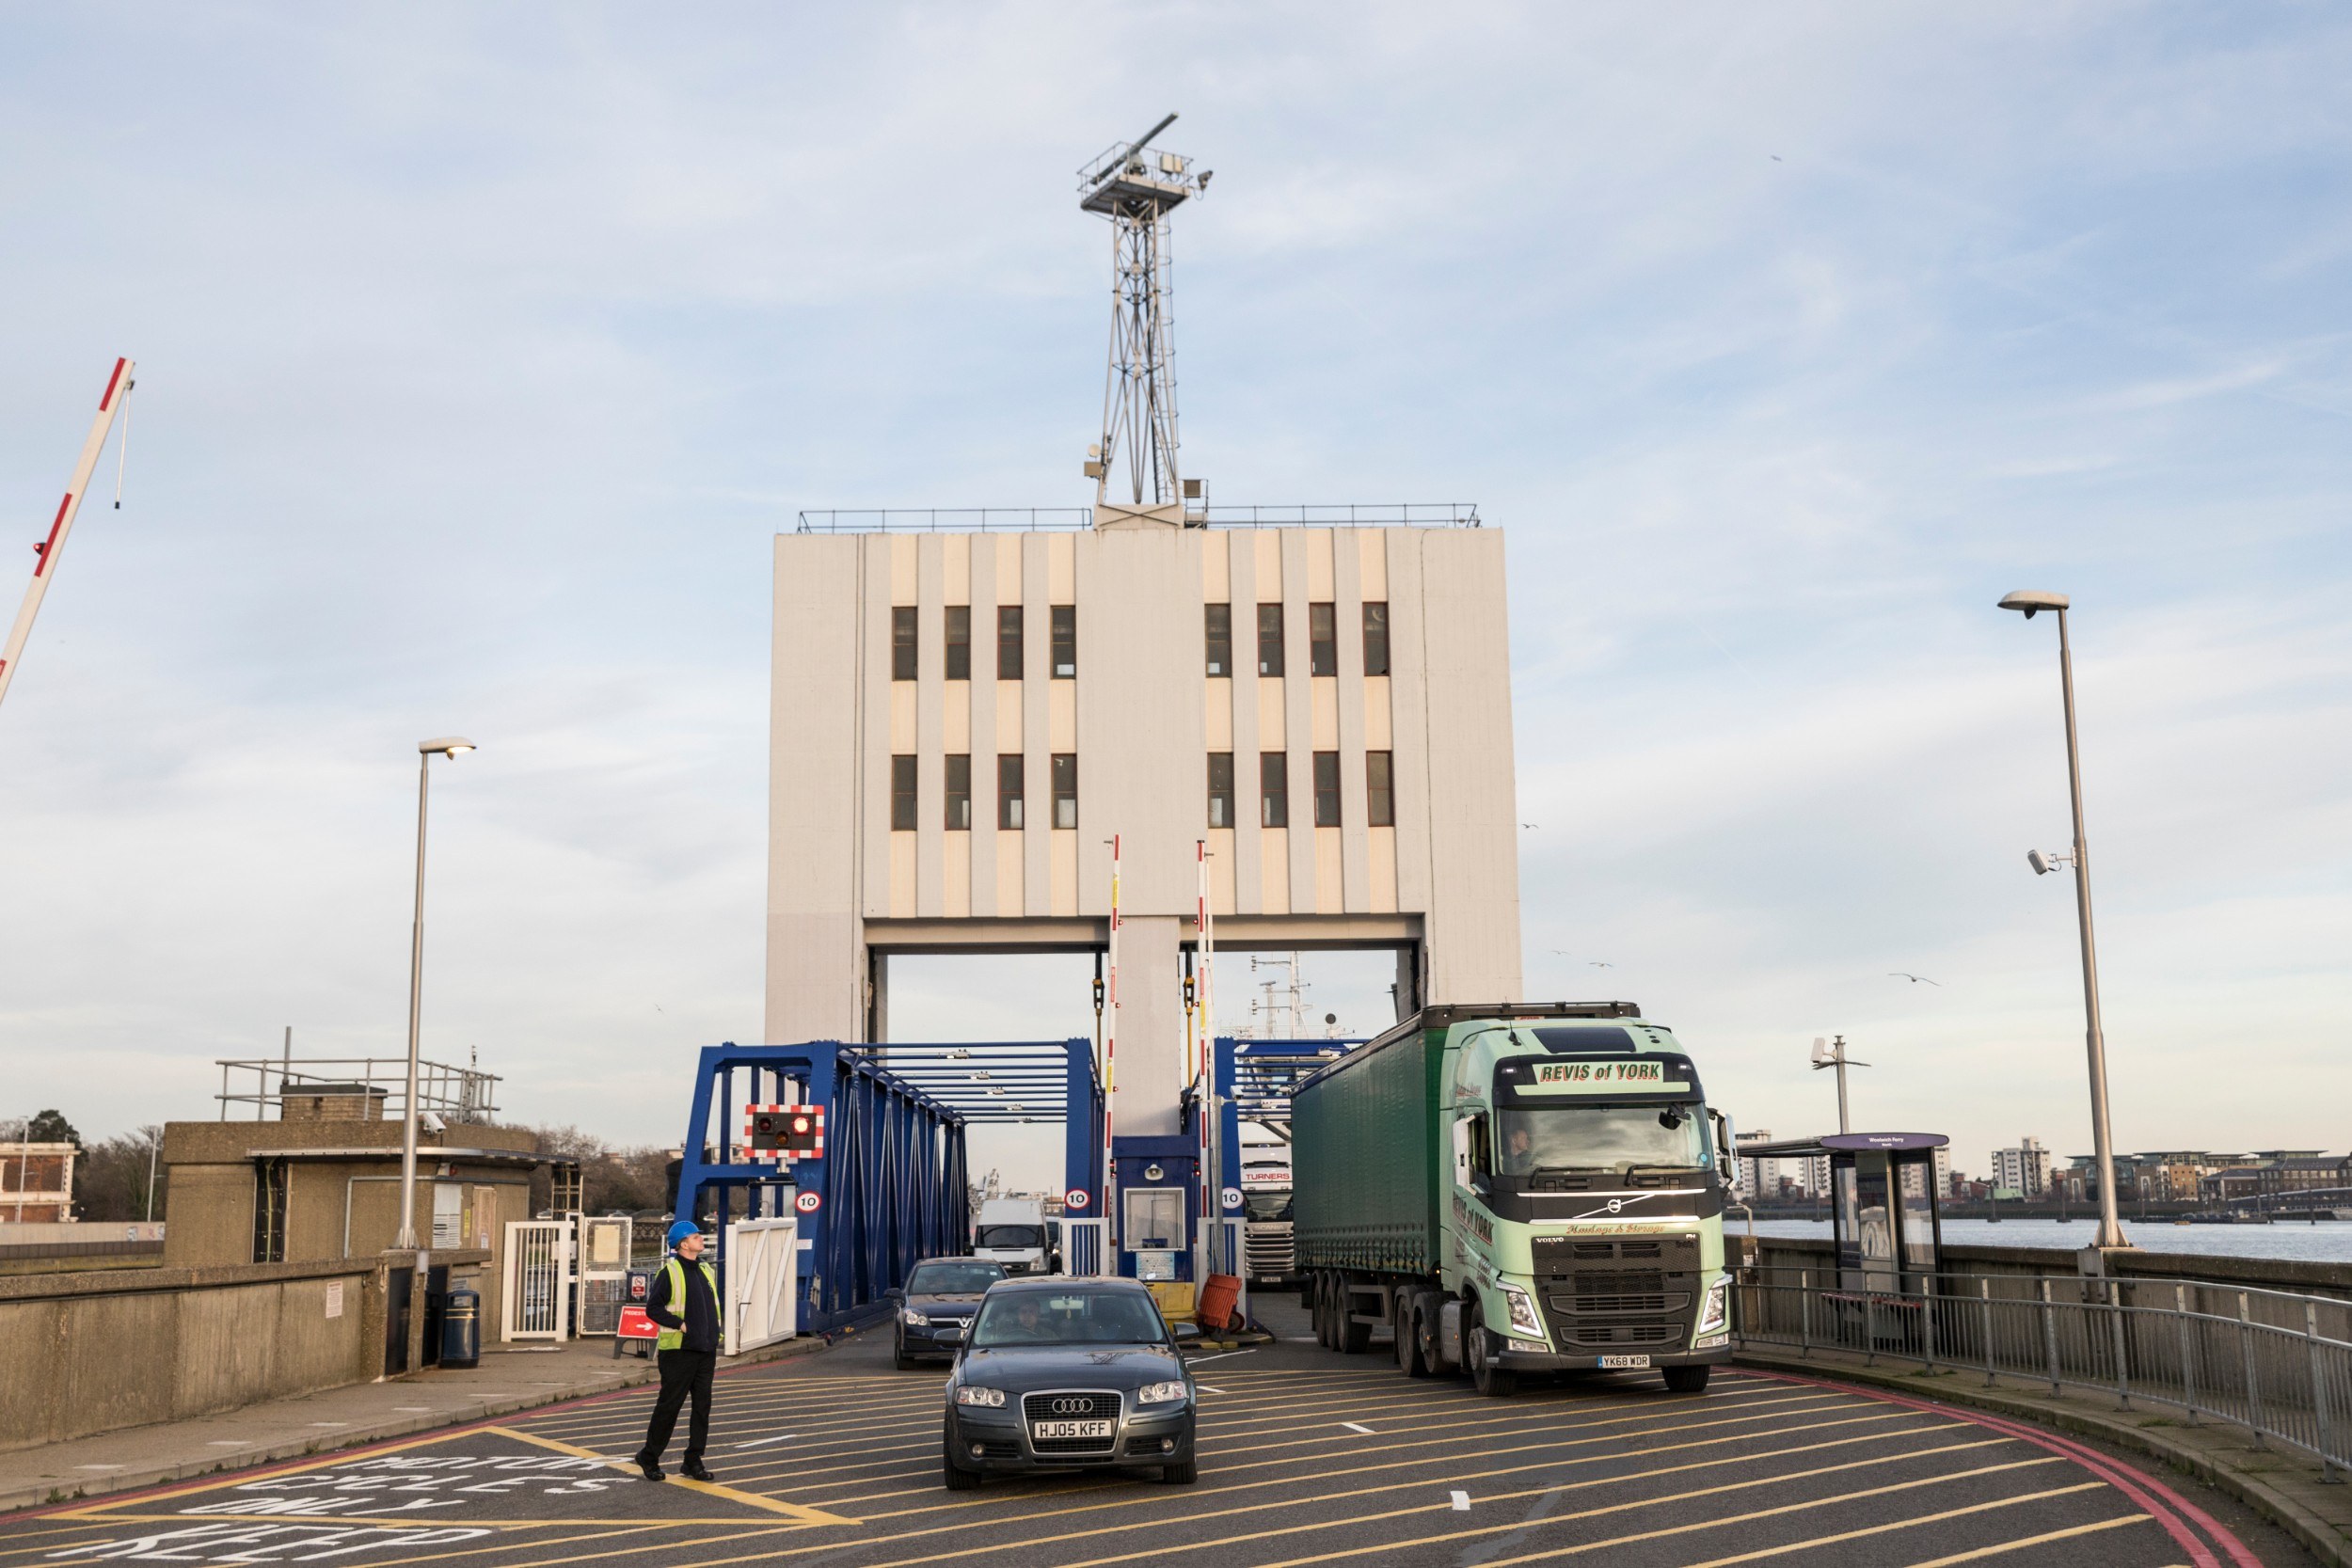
[1136,1381,1188,1405]
[1694,1276,1731,1337]
[954,1386,1006,1407]
[1499,1284,1546,1340]
[901,1308,928,1326]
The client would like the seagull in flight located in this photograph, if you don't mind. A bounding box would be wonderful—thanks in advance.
[1888,973,1940,987]
[1521,822,1539,830]
[1589,961,1615,969]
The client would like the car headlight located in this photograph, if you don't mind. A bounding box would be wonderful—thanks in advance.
[1694,1276,1731,1337]
[1135,1381,1188,1406]
[954,1385,1006,1407]
[901,1308,928,1326]
[1499,1284,1546,1340]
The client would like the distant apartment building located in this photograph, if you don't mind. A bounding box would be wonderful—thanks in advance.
[0,1142,77,1224]
[1933,1146,1954,1196]
[1990,1136,2051,1198]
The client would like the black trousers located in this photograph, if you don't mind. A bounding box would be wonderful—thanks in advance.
[638,1349,715,1464]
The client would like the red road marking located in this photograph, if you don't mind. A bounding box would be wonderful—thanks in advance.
[1742,1369,2260,1568]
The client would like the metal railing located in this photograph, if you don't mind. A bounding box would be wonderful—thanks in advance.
[1734,1266,2348,1480]
[215,1056,501,1123]
[792,503,1482,534]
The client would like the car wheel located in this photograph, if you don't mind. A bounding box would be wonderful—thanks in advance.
[1468,1322,1518,1399]
[1663,1364,1711,1394]
[1158,1459,1197,1485]
[894,1334,915,1371]
[942,1423,982,1491]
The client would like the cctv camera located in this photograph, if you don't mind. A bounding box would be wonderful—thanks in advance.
[2026,849,2054,876]
[420,1111,448,1133]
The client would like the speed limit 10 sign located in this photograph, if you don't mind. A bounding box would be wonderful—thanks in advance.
[794,1190,821,1213]
[1063,1188,1090,1211]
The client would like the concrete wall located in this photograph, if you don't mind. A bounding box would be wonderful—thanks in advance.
[0,1259,386,1452]
[767,522,1525,1132]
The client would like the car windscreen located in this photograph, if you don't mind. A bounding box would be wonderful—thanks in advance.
[969,1291,1166,1348]
[1497,1102,1708,1176]
[907,1262,1006,1295]
[976,1225,1045,1249]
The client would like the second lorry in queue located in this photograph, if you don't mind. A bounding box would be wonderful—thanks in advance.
[1293,1002,1736,1396]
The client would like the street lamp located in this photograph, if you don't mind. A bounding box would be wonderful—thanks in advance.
[393,736,476,1252]
[1997,591,2127,1250]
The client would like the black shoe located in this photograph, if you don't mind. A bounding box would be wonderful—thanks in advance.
[681,1460,715,1482]
[634,1455,664,1481]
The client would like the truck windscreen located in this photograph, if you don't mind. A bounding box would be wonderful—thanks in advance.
[977,1226,1045,1249]
[1497,1103,1707,1176]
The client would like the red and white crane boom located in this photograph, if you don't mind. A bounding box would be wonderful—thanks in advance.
[0,356,135,715]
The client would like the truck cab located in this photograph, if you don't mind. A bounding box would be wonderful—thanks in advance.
[1444,1018,1733,1389]
[1238,1145,1296,1287]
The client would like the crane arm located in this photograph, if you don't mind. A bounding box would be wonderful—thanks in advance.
[0,356,135,714]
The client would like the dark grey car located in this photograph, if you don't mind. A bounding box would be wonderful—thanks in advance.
[941,1277,1200,1488]
[890,1257,1008,1369]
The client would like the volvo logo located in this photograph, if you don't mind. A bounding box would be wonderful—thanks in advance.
[1050,1397,1092,1415]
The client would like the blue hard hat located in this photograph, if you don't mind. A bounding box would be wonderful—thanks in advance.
[667,1221,701,1249]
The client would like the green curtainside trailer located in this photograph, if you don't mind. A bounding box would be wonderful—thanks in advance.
[1293,1002,1738,1398]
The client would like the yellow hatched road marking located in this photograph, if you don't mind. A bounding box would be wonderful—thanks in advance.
[676,1437,2032,1568]
[1890,1513,2151,1566]
[487,1427,857,1526]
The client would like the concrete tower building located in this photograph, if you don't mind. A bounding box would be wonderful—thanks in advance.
[765,120,1523,1138]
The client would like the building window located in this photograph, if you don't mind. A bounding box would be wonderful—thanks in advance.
[1310,602,1337,676]
[945,606,971,681]
[891,606,917,681]
[1261,752,1289,828]
[945,753,971,830]
[1052,753,1078,828]
[1366,751,1394,827]
[891,754,917,831]
[1207,752,1234,828]
[1313,751,1342,826]
[998,753,1025,829]
[1363,601,1390,676]
[997,606,1024,680]
[1050,606,1076,678]
[1257,603,1284,677]
[251,1157,289,1264]
[1204,604,1232,677]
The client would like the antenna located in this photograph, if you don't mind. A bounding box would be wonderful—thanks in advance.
[1076,114,1210,521]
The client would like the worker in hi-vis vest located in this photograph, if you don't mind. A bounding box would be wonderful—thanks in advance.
[634,1220,722,1481]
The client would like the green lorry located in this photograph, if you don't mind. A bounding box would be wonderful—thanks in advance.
[1293,1002,1737,1396]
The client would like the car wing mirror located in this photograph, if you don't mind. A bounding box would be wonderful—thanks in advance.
[885,1286,904,1300]
[1170,1323,1201,1342]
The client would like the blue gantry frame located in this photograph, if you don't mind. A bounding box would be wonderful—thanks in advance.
[674,1039,1104,1333]
[1204,1037,1366,1196]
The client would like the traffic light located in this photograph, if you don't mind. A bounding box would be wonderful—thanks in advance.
[744,1103,826,1163]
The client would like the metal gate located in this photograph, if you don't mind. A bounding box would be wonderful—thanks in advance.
[502,1219,572,1341]
[576,1215,633,1335]
[1062,1217,1110,1277]
[724,1216,800,1354]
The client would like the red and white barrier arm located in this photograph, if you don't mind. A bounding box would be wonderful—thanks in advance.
[0,357,135,713]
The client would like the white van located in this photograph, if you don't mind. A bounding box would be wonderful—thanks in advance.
[972,1197,1053,1275]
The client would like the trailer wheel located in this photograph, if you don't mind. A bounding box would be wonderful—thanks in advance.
[1313,1274,1336,1349]
[1467,1322,1518,1398]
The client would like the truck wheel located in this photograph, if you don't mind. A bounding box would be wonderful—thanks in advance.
[1663,1365,1712,1394]
[1468,1324,1518,1398]
[1395,1298,1428,1377]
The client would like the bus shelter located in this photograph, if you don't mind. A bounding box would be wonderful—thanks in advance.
[1742,1131,1948,1354]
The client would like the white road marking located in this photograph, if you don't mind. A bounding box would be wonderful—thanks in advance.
[206,1440,249,1447]
[1195,1385,1227,1395]
[309,1421,350,1428]
[1451,1489,1470,1511]
[1282,1336,1318,1343]
[1184,1349,1261,1366]
[735,1433,797,1449]
[74,1465,126,1472]
[1342,1421,1375,1434]
[395,1406,436,1413]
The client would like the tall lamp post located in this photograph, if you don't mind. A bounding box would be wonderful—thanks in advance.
[394,736,476,1252]
[1997,591,2127,1250]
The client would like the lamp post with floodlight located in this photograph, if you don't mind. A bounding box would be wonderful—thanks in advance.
[1996,592,2126,1250]
[394,736,476,1253]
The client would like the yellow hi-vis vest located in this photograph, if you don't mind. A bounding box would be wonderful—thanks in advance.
[656,1257,723,1352]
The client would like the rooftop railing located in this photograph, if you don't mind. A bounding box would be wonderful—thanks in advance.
[215,1056,501,1124]
[793,502,1481,533]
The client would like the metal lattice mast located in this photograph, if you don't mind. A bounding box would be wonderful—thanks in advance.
[1078,114,1210,512]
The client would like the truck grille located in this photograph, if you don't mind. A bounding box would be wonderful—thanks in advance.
[1531,1234,1702,1354]
[1245,1222,1295,1278]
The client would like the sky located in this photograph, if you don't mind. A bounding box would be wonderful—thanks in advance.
[1,5,2346,1196]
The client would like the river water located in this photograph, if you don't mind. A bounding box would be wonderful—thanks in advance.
[1747,1216,2352,1266]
